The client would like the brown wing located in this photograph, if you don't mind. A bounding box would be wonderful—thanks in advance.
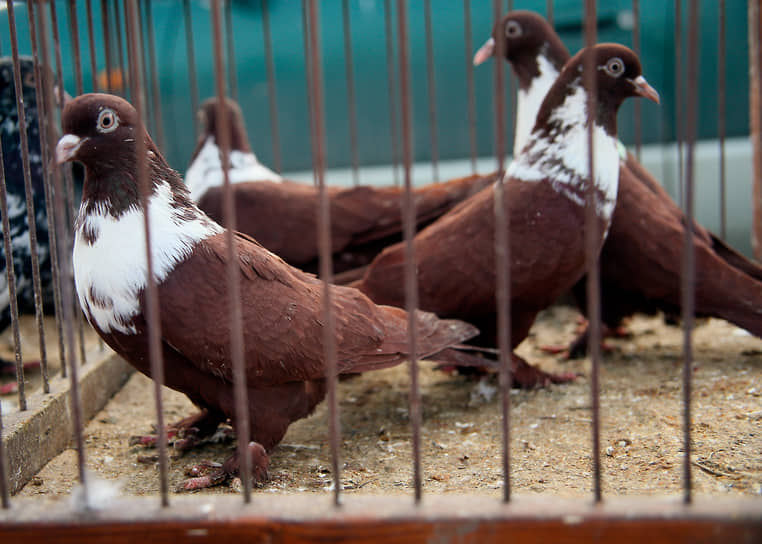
[156,231,478,388]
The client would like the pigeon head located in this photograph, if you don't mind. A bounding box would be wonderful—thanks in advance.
[473,11,569,85]
[195,96,252,154]
[0,56,37,110]
[536,43,659,137]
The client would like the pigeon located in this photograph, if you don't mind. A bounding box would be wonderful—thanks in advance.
[0,56,81,381]
[185,97,497,277]
[352,44,659,387]
[475,10,762,357]
[57,93,491,489]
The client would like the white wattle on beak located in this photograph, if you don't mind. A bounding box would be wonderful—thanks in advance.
[55,134,84,164]
[630,75,660,104]
[473,37,495,66]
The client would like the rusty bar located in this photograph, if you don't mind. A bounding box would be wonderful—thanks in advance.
[50,0,83,374]
[25,0,68,379]
[491,0,512,504]
[8,0,53,410]
[633,0,642,161]
[67,0,84,95]
[182,0,200,137]
[341,0,360,185]
[144,0,165,152]
[123,0,170,507]
[507,0,516,155]
[35,0,87,493]
[423,0,439,181]
[717,0,726,240]
[464,0,477,173]
[261,0,281,173]
[675,0,684,207]
[210,0,252,504]
[752,0,762,258]
[305,0,341,505]
[85,0,98,92]
[0,387,7,508]
[396,0,422,503]
[301,0,317,183]
[100,0,114,91]
[681,0,699,506]
[114,0,127,93]
[547,0,554,27]
[384,0,400,186]
[583,0,602,504]
[224,0,238,102]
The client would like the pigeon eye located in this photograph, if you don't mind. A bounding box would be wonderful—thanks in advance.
[505,20,522,38]
[604,57,625,78]
[97,109,119,133]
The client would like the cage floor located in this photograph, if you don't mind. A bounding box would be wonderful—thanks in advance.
[13,306,762,500]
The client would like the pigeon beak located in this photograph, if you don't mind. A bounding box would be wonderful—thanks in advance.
[473,37,496,66]
[630,75,660,104]
[56,134,85,164]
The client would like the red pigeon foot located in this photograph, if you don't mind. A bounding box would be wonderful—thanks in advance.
[511,354,578,388]
[129,409,225,451]
[180,442,269,491]
[0,381,18,394]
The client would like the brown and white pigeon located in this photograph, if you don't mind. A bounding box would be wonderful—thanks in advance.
[184,97,496,277]
[57,93,488,490]
[475,10,762,357]
[353,44,660,386]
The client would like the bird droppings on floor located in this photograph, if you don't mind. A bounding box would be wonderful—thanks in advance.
[13,306,762,499]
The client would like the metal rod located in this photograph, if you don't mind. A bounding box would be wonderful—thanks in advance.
[35,0,87,495]
[224,0,238,102]
[210,0,252,504]
[0,385,8,508]
[751,0,762,259]
[183,0,200,137]
[305,0,341,506]
[100,0,114,91]
[491,0,512,504]
[113,0,126,94]
[675,0,684,207]
[583,0,602,504]
[85,0,98,92]
[261,0,281,173]
[547,0,554,27]
[384,0,400,186]
[681,0,699,506]
[395,0,421,503]
[301,0,317,183]
[423,0,439,182]
[67,0,85,95]
[124,0,169,507]
[464,0,477,173]
[342,0,360,185]
[718,0,726,240]
[144,0,165,152]
[507,0,516,155]
[633,0,642,161]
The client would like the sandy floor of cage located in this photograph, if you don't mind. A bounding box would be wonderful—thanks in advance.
[13,306,762,499]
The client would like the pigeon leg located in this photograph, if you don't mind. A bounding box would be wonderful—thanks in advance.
[180,442,270,491]
[510,352,578,388]
[129,409,225,452]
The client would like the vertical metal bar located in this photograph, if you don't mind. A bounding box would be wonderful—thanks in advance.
[507,0,516,156]
[681,0,699,506]
[583,0,602,504]
[717,0,726,240]
[632,0,642,161]
[491,0,512,504]
[675,0,684,207]
[547,0,554,27]
[85,0,98,92]
[423,0,439,181]
[384,0,400,186]
[210,0,252,504]
[395,0,421,503]
[49,0,86,372]
[123,0,169,507]
[113,0,126,93]
[341,0,360,185]
[464,0,477,173]
[183,0,200,137]
[224,0,238,102]
[8,0,50,409]
[304,0,341,505]
[751,0,762,259]
[144,0,165,152]
[101,0,114,91]
[35,0,87,494]
[261,0,281,173]
[0,387,8,508]
[67,0,85,95]
[301,0,317,184]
